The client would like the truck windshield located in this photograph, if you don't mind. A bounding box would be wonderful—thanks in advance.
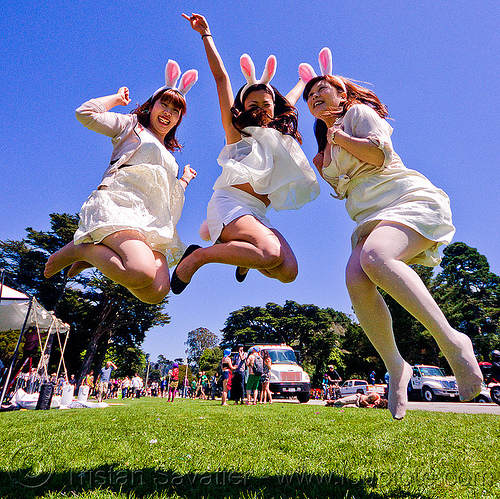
[267,349,297,365]
[419,367,446,377]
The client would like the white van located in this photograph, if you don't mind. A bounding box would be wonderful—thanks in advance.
[252,344,310,403]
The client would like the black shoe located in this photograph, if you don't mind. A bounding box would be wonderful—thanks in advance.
[235,267,249,283]
[170,245,201,294]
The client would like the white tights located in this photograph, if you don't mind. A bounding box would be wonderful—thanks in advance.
[345,221,482,419]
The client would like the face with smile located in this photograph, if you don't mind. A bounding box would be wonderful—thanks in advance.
[243,89,275,118]
[306,79,346,120]
[148,95,183,141]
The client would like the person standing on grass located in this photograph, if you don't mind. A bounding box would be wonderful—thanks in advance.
[246,347,262,405]
[299,48,482,419]
[97,361,117,402]
[167,363,179,402]
[232,345,248,404]
[221,349,236,406]
[131,373,143,398]
[259,349,273,404]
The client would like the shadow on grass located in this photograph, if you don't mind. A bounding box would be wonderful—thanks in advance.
[0,465,435,499]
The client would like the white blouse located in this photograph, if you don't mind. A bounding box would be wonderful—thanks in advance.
[213,127,320,211]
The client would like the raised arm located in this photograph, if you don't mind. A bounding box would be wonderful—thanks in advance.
[183,13,241,144]
[285,79,305,106]
[75,87,132,137]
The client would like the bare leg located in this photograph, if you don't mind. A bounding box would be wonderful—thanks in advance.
[174,215,298,284]
[45,231,169,304]
[67,261,93,277]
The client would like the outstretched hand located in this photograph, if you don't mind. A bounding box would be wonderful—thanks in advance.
[182,13,210,36]
[116,87,131,106]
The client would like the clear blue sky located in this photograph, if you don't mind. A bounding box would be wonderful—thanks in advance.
[2,1,498,362]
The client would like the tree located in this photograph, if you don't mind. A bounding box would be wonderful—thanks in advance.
[432,242,500,361]
[199,346,223,376]
[0,213,170,387]
[221,301,349,385]
[185,327,219,369]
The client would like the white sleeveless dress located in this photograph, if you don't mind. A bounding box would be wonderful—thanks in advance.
[74,128,186,267]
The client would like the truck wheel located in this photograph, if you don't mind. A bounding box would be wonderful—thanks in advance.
[297,392,310,403]
[491,385,500,406]
[422,387,436,402]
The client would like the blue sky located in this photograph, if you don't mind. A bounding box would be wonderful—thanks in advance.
[2,1,498,362]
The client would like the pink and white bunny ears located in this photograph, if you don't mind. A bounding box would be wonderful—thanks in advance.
[240,53,277,99]
[298,47,346,93]
[152,59,198,99]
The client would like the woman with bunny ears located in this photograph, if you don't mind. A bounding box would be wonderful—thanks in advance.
[171,13,319,293]
[44,61,198,304]
[299,48,482,419]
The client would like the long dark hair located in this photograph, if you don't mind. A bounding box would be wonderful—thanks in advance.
[231,84,302,144]
[303,75,388,152]
[131,89,187,151]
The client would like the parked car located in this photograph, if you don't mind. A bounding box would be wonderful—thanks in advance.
[339,379,385,397]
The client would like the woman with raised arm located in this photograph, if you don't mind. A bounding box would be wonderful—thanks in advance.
[170,13,319,293]
[299,48,482,419]
[44,61,198,304]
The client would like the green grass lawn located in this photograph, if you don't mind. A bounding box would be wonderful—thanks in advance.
[0,397,498,499]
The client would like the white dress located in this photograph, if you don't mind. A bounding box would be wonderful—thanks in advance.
[207,126,320,242]
[323,104,455,267]
[74,127,186,267]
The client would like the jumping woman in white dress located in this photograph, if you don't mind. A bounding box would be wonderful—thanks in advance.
[44,61,198,304]
[171,13,319,294]
[299,48,482,419]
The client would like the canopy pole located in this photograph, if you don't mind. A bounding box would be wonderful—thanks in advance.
[0,297,33,404]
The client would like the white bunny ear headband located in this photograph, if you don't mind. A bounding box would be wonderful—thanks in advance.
[152,59,198,99]
[240,53,277,100]
[298,47,347,94]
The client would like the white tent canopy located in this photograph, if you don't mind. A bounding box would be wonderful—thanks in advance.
[0,284,69,334]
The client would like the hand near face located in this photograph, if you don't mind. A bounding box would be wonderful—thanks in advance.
[116,87,131,106]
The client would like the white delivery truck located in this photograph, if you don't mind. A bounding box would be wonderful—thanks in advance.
[408,364,459,401]
[251,344,311,403]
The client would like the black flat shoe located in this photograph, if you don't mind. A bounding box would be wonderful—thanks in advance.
[235,267,249,283]
[170,245,201,294]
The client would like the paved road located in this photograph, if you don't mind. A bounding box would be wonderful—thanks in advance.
[303,398,500,414]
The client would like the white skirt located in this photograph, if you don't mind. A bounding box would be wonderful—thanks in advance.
[346,168,455,267]
[74,163,186,267]
[206,187,273,243]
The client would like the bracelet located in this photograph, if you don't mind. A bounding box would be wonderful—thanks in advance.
[201,34,212,39]
[180,177,189,184]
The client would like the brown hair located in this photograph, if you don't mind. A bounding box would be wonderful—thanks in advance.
[131,89,187,151]
[303,75,389,152]
[231,84,302,144]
